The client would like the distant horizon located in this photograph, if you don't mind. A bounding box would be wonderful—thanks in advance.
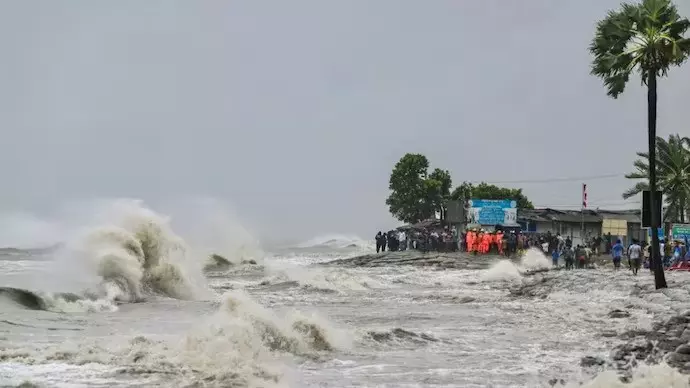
[1,0,688,241]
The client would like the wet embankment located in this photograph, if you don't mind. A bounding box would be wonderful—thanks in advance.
[321,250,512,269]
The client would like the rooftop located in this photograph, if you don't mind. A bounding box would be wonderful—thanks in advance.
[519,208,641,224]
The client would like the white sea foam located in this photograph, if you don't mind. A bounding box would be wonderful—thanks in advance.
[482,248,550,282]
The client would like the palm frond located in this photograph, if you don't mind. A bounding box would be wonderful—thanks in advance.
[623,181,650,199]
[591,0,690,95]
[623,133,690,215]
[625,172,648,179]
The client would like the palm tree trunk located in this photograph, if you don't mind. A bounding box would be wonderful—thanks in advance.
[681,196,686,224]
[648,71,667,289]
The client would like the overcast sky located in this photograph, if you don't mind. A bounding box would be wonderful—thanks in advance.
[1,0,690,243]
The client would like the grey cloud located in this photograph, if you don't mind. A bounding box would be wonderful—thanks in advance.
[1,0,689,242]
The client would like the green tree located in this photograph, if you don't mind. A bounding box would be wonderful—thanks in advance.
[386,154,452,224]
[623,134,690,223]
[428,168,453,219]
[450,182,534,209]
[590,0,690,289]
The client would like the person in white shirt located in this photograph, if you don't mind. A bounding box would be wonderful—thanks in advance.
[628,239,642,276]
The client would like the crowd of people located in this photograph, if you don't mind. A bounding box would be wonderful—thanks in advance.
[374,225,690,275]
[374,229,458,253]
[374,227,588,257]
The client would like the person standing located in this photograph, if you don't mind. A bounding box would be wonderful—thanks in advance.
[628,239,642,276]
[398,230,407,251]
[611,239,624,270]
[563,245,575,270]
[375,231,382,253]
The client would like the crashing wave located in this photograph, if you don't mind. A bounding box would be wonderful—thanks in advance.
[0,290,348,387]
[481,248,552,283]
[0,287,85,311]
[1,200,211,312]
[69,207,206,303]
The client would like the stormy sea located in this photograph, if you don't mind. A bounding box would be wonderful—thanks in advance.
[2,200,690,387]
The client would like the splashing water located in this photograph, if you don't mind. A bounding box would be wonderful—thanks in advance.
[573,363,690,387]
[482,248,551,282]
[0,199,214,312]
[519,248,552,271]
[481,259,523,282]
[65,200,211,302]
[7,206,690,386]
[164,197,265,267]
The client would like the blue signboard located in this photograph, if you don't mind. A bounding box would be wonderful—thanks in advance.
[467,199,518,225]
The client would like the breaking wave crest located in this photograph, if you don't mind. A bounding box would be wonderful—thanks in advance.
[0,290,347,387]
[60,200,211,304]
[218,290,350,354]
[0,287,115,313]
[295,234,373,250]
[1,200,212,312]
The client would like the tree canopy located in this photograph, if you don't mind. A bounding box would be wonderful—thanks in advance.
[450,182,534,210]
[623,134,690,223]
[385,153,452,224]
[589,0,690,98]
[386,153,534,223]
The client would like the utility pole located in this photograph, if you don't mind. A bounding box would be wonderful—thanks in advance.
[581,183,587,245]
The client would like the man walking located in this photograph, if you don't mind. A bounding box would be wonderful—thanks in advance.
[628,239,642,276]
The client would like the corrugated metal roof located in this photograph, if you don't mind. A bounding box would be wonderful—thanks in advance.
[597,209,641,223]
[517,208,641,224]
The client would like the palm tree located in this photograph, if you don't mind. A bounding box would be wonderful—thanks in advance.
[590,0,690,289]
[623,134,690,223]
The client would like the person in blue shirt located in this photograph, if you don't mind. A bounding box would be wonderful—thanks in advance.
[611,239,624,270]
[673,241,683,266]
[551,249,559,267]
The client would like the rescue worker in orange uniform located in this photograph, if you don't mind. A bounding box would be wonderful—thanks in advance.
[496,231,504,255]
[476,230,482,253]
[466,230,475,254]
[480,230,490,254]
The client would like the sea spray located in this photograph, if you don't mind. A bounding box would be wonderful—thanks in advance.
[108,291,344,386]
[481,248,551,282]
[0,289,346,386]
[162,197,264,267]
[1,199,214,312]
[519,247,552,270]
[481,259,522,282]
[218,290,349,354]
[64,200,210,302]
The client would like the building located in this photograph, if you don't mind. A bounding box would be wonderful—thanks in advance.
[518,208,645,246]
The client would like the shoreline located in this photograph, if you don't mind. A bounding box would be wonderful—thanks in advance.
[322,250,518,269]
